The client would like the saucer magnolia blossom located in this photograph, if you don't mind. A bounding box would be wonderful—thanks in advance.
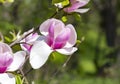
[0,42,26,84]
[20,29,39,53]
[30,18,77,69]
[64,0,90,13]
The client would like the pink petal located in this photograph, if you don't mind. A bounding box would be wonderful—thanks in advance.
[64,0,90,13]
[21,43,32,52]
[53,28,71,49]
[64,24,77,48]
[25,33,39,43]
[71,0,90,7]
[40,18,64,36]
[0,67,7,73]
[39,19,51,36]
[20,29,39,52]
[0,42,12,53]
[0,52,13,73]
[48,21,55,37]
[47,35,54,47]
[53,23,65,38]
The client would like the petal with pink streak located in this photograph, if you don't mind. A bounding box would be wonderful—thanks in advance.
[48,21,55,37]
[0,73,15,84]
[7,51,26,71]
[53,28,71,49]
[20,29,39,52]
[0,52,13,73]
[75,0,90,7]
[39,19,51,36]
[40,18,64,36]
[25,33,39,43]
[30,41,53,69]
[53,23,64,38]
[56,47,78,55]
[0,42,12,53]
[64,2,85,13]
[0,67,7,73]
[64,0,90,13]
[64,24,77,48]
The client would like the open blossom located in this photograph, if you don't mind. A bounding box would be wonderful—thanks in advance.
[30,18,77,69]
[20,29,39,53]
[0,42,26,84]
[62,0,90,13]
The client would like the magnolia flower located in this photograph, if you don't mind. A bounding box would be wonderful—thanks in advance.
[30,18,77,69]
[0,42,26,84]
[64,0,90,13]
[20,29,39,53]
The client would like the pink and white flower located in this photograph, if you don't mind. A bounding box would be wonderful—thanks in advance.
[0,42,26,84]
[20,29,39,53]
[30,18,77,69]
[64,0,90,13]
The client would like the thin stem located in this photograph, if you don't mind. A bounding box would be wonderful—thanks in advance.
[50,8,63,18]
[48,43,80,83]
[0,32,4,42]
[9,3,71,47]
[19,69,29,84]
[48,55,74,83]
[9,7,65,47]
[50,4,70,18]
[24,68,33,77]
[9,27,39,47]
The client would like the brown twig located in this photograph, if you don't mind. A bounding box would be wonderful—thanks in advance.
[19,69,29,84]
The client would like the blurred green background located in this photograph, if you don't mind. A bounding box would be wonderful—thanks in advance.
[0,0,120,84]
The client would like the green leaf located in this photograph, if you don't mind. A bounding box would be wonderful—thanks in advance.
[52,0,69,7]
[52,0,65,4]
[15,75,22,84]
[62,16,67,22]
[76,40,81,44]
[5,36,12,42]
[74,13,81,21]
[0,0,14,3]
[61,0,69,7]
[7,0,14,3]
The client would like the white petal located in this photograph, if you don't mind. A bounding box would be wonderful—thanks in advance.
[56,47,78,55]
[30,41,53,69]
[0,73,15,84]
[7,51,26,71]
[54,3,63,8]
[74,8,89,13]
[39,18,64,36]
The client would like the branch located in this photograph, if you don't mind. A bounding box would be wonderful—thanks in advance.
[9,27,39,47]
[0,32,4,42]
[9,6,67,47]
